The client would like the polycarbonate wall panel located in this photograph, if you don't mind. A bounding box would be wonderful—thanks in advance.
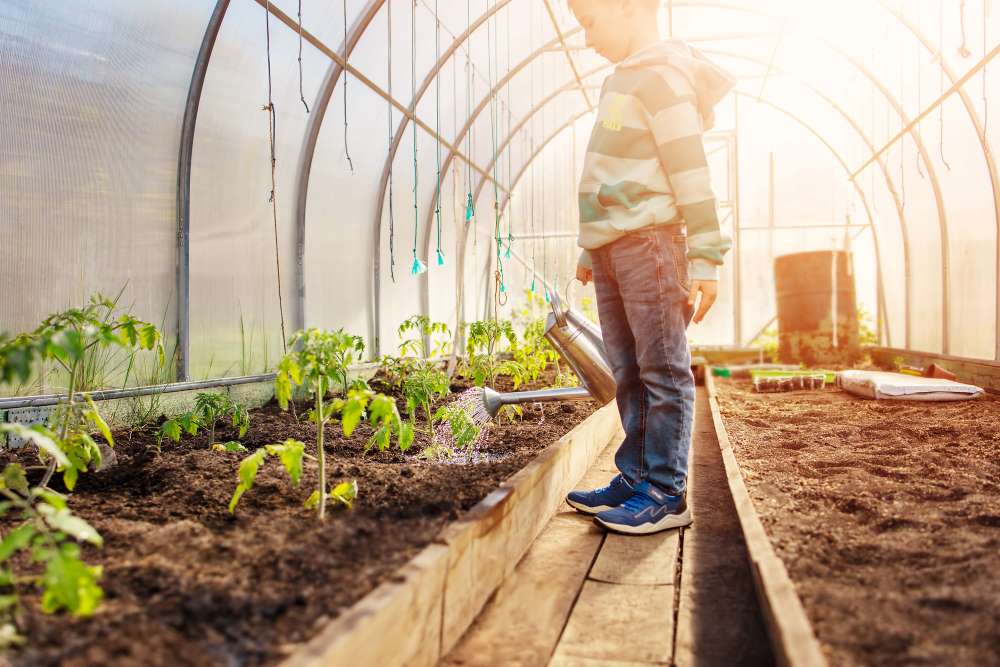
[0,0,211,389]
[189,0,325,378]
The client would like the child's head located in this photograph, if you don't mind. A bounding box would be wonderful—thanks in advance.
[568,0,660,63]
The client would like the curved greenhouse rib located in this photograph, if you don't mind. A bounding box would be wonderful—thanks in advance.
[669,0,951,351]
[485,89,886,347]
[294,0,383,332]
[368,0,512,353]
[874,0,1000,359]
[702,48,907,348]
[419,63,610,322]
[176,0,231,381]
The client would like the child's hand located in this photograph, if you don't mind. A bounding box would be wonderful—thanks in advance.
[576,265,593,286]
[688,281,718,324]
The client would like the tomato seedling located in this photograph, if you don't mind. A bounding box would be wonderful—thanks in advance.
[158,391,249,450]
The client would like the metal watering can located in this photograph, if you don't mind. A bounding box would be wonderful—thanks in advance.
[480,291,617,417]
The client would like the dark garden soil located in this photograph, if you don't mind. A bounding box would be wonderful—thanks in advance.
[715,379,1000,667]
[2,368,597,667]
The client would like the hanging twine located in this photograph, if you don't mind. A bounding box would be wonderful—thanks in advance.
[434,0,445,267]
[297,0,310,112]
[410,0,426,276]
[343,0,355,173]
[387,0,396,282]
[264,1,288,351]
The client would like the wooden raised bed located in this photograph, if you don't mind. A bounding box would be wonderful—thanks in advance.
[282,401,621,667]
[704,371,827,667]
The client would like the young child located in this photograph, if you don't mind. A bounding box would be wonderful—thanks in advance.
[564,0,734,535]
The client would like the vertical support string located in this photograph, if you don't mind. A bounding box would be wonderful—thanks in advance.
[939,2,953,170]
[264,0,288,351]
[388,0,396,282]
[297,0,310,112]
[411,0,426,275]
[434,0,445,266]
[504,4,513,260]
[343,0,355,173]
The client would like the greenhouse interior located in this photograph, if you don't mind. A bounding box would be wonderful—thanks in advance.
[1,0,999,665]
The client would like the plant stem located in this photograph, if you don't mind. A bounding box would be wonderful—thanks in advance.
[315,381,327,520]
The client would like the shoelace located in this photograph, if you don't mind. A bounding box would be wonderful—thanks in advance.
[622,491,657,512]
[594,476,624,496]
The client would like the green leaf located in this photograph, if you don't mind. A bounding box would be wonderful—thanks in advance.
[0,525,36,563]
[266,439,304,486]
[159,419,181,442]
[238,449,267,491]
[37,506,102,546]
[399,421,415,452]
[33,489,67,510]
[303,489,321,510]
[84,396,114,448]
[330,480,358,509]
[275,369,292,411]
[340,397,364,436]
[0,595,18,611]
[0,464,28,494]
[39,543,103,617]
[138,324,159,350]
[228,484,248,514]
[0,424,69,469]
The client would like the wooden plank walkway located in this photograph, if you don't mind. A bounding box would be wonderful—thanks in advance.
[442,387,773,667]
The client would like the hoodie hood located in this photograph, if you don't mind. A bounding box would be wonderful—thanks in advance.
[617,39,736,130]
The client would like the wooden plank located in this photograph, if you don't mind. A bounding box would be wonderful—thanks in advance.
[588,531,679,586]
[443,512,605,666]
[284,401,620,667]
[548,656,662,667]
[439,403,620,654]
[704,373,827,667]
[282,543,449,667]
[674,388,772,666]
[552,580,674,664]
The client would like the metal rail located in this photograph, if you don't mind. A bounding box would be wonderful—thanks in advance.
[175,0,231,382]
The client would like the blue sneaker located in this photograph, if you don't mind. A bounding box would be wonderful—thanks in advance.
[593,481,692,535]
[566,474,634,515]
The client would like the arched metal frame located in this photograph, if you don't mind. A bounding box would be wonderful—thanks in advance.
[483,87,888,350]
[174,0,1000,371]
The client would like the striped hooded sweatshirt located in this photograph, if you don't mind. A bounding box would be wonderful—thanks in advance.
[578,40,736,281]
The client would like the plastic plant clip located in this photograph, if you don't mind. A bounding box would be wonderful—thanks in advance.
[504,244,511,259]
[465,193,475,221]
[500,281,507,294]
[544,288,551,304]
[411,255,427,275]
[530,277,536,293]
[436,249,446,266]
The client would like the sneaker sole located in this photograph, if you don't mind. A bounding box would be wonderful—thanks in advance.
[565,498,616,515]
[594,507,693,535]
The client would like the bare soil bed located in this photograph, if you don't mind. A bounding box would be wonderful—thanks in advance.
[2,369,596,667]
[715,379,1000,667]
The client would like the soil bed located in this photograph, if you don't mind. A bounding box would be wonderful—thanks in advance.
[715,378,1000,666]
[2,368,596,667]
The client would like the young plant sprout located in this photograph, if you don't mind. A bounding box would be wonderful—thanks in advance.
[434,403,482,450]
[397,314,451,359]
[463,319,528,389]
[0,461,104,644]
[402,365,450,444]
[0,294,163,490]
[228,329,412,520]
[158,392,249,450]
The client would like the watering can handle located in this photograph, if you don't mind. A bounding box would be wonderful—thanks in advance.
[549,290,568,329]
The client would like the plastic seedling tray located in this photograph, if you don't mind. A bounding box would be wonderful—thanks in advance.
[753,374,827,393]
[750,369,837,384]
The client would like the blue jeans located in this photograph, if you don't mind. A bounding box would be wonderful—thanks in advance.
[591,225,695,496]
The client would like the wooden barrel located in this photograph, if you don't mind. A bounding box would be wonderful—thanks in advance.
[774,251,860,364]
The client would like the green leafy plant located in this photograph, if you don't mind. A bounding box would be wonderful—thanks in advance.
[244,329,411,520]
[0,294,163,489]
[511,318,560,383]
[463,319,527,389]
[397,315,452,359]
[0,460,105,646]
[434,404,481,450]
[158,392,249,449]
[402,365,450,444]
